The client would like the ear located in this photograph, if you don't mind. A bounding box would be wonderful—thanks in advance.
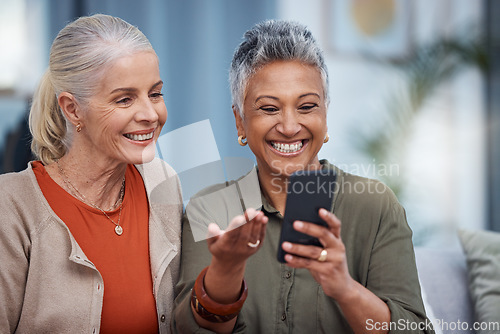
[232,105,246,137]
[58,92,82,127]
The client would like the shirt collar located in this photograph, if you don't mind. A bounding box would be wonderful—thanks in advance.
[251,159,338,215]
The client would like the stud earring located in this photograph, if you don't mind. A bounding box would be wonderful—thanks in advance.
[323,134,329,143]
[238,135,247,146]
[76,123,82,133]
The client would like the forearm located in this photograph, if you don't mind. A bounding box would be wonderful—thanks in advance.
[336,279,391,334]
[191,304,237,333]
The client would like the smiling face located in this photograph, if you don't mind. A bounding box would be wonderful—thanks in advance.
[77,51,167,165]
[235,60,328,179]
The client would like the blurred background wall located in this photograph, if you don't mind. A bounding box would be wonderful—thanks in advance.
[0,0,498,248]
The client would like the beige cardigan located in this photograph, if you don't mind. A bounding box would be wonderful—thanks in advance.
[0,158,182,334]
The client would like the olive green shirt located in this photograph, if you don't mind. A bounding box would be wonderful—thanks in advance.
[172,161,434,333]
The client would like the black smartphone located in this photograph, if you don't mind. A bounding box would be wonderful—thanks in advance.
[277,169,336,263]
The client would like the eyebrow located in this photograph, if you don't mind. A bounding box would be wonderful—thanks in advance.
[255,92,320,102]
[299,93,321,99]
[110,80,163,94]
[255,95,279,103]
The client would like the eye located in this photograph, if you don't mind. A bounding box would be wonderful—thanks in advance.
[260,106,279,113]
[299,103,318,112]
[149,92,164,100]
[149,92,163,103]
[116,97,133,105]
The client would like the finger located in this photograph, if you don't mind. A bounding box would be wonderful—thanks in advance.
[283,253,319,270]
[223,209,262,245]
[248,211,268,248]
[206,223,223,246]
[247,211,266,243]
[226,208,258,234]
[245,207,259,222]
[220,209,268,250]
[283,249,334,270]
[207,223,223,237]
[292,221,337,248]
[281,242,322,260]
[256,213,268,244]
[319,209,341,238]
[226,213,248,233]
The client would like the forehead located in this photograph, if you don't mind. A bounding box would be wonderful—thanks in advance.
[244,60,324,99]
[97,51,160,91]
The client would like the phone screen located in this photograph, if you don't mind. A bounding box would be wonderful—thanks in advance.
[277,169,336,263]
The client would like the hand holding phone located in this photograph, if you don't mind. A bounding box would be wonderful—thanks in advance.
[277,169,336,263]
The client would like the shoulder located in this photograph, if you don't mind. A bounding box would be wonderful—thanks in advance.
[136,157,179,184]
[0,163,51,236]
[0,164,37,201]
[189,179,231,199]
[135,158,183,205]
[339,171,398,204]
[0,164,31,184]
[322,161,401,216]
[137,159,183,247]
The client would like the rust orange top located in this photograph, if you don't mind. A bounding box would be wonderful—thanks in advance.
[33,161,158,333]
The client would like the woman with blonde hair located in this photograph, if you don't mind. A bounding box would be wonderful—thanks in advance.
[0,14,182,333]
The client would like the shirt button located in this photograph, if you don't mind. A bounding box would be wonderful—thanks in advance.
[285,271,291,279]
[160,314,166,322]
[281,313,286,321]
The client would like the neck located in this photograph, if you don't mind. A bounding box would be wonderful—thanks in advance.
[47,152,128,210]
[257,159,323,215]
[258,172,289,215]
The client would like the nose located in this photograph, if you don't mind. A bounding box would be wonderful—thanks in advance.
[276,110,301,137]
[136,96,160,123]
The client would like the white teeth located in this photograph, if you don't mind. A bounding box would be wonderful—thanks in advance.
[272,141,303,153]
[125,131,154,141]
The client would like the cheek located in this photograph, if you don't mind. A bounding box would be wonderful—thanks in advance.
[246,117,274,137]
[158,104,168,127]
[98,109,123,136]
[309,113,328,133]
[88,102,117,125]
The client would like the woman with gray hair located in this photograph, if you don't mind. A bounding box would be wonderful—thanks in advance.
[172,20,433,333]
[0,14,182,333]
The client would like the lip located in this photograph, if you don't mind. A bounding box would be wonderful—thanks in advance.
[123,127,156,145]
[268,139,308,156]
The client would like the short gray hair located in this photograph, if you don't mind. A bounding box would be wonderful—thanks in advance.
[229,20,329,115]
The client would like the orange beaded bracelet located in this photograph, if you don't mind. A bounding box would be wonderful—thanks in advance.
[191,266,248,323]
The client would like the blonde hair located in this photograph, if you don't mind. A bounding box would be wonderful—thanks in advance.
[29,14,155,164]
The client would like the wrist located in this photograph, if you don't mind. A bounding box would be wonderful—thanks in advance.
[333,278,360,306]
[205,260,246,304]
[209,258,246,280]
[191,266,248,323]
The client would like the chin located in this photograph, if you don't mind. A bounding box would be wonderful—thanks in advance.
[269,162,302,177]
[128,144,156,164]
